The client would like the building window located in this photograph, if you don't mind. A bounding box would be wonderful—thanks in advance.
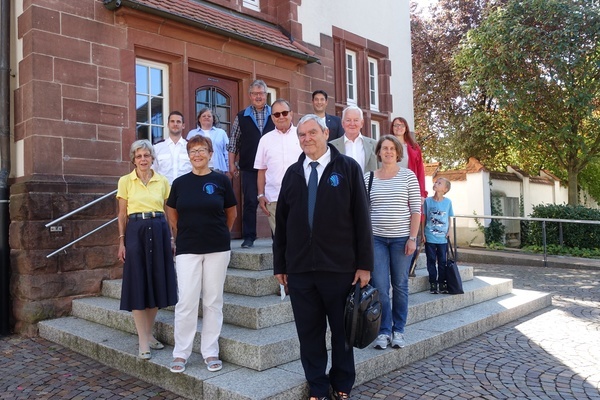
[371,121,380,141]
[368,57,379,112]
[195,87,232,133]
[243,0,260,11]
[135,59,169,144]
[266,87,277,107]
[346,50,357,105]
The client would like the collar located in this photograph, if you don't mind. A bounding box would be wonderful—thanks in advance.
[275,124,295,135]
[243,104,272,117]
[165,136,187,146]
[343,133,364,144]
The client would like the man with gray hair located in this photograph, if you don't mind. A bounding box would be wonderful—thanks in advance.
[273,114,373,400]
[329,105,378,173]
[227,80,275,248]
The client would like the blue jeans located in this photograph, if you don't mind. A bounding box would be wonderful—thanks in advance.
[425,242,448,284]
[371,235,413,335]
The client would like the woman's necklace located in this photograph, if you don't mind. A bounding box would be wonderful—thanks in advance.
[138,171,153,186]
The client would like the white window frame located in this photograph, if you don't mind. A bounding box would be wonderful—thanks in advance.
[135,59,169,142]
[243,0,260,12]
[371,121,380,141]
[267,87,277,107]
[345,49,357,105]
[368,57,379,112]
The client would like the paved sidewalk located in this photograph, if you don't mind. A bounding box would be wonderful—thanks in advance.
[1,262,599,399]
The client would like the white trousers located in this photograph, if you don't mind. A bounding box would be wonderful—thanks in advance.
[172,251,230,361]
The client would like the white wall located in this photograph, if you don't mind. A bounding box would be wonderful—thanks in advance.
[297,1,414,127]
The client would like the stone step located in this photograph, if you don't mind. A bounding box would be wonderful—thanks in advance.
[101,265,474,330]
[39,288,551,400]
[69,273,502,371]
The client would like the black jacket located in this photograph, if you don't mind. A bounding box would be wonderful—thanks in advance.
[325,113,345,141]
[273,145,374,275]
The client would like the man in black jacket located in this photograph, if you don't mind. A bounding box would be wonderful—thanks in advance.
[273,114,373,400]
[311,90,344,141]
[227,80,275,248]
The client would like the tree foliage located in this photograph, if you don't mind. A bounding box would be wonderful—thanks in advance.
[411,0,600,204]
[455,0,600,204]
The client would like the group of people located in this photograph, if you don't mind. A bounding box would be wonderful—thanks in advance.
[115,78,455,400]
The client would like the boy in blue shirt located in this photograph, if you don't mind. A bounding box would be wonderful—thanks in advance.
[422,177,454,294]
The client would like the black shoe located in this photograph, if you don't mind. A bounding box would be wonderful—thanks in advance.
[440,282,448,294]
[241,239,254,248]
[429,283,438,294]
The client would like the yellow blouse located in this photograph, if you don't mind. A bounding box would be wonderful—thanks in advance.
[116,169,170,215]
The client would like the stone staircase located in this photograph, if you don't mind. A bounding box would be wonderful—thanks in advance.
[39,239,552,399]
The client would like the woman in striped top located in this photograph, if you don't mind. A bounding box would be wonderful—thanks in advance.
[365,135,421,350]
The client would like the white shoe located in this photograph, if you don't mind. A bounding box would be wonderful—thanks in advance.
[373,334,390,349]
[391,332,405,348]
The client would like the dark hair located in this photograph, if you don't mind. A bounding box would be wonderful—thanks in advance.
[169,110,185,123]
[390,117,417,148]
[312,90,328,101]
[196,108,215,127]
[187,135,213,153]
[375,135,403,163]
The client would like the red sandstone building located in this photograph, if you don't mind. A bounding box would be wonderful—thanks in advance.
[2,0,414,334]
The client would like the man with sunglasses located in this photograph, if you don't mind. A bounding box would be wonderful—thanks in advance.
[227,80,275,248]
[254,99,302,234]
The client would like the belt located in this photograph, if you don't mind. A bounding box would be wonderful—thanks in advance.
[129,211,164,220]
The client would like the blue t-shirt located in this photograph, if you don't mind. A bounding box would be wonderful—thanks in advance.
[423,196,454,244]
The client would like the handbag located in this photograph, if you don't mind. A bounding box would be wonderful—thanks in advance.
[344,282,382,349]
[445,239,464,294]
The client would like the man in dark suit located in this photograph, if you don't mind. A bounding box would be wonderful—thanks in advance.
[227,80,275,248]
[312,90,344,141]
[273,114,373,400]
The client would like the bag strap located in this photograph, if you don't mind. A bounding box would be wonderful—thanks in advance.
[347,282,361,349]
[368,171,374,201]
[447,237,455,260]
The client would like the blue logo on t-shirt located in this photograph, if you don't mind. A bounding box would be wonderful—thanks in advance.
[203,183,216,194]
[328,173,343,187]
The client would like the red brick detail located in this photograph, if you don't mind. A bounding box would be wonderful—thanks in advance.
[64,159,128,178]
[92,44,121,70]
[28,136,63,176]
[98,79,129,107]
[61,13,128,49]
[18,54,53,85]
[63,138,121,161]
[28,0,95,18]
[63,98,128,127]
[54,58,98,88]
[24,30,91,63]
[17,6,60,38]
[21,81,62,121]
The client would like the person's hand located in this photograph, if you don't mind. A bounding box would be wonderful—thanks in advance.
[229,165,239,178]
[117,244,126,263]
[405,239,417,255]
[258,196,270,216]
[171,238,176,257]
[352,269,371,288]
[275,273,288,293]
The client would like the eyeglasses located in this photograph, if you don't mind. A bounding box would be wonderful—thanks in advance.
[272,111,290,118]
[250,92,266,97]
[189,148,209,156]
[393,124,405,129]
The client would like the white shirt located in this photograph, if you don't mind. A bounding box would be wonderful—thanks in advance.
[187,126,229,172]
[343,134,366,173]
[152,136,192,185]
[303,148,331,186]
[254,125,302,201]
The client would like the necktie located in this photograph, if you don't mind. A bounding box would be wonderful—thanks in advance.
[307,161,319,229]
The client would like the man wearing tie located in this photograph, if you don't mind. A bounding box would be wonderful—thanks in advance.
[273,114,373,400]
[329,105,378,173]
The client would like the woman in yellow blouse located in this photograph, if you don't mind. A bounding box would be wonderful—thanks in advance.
[117,139,178,360]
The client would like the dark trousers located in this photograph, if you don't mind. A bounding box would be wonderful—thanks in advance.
[425,242,448,284]
[241,170,258,241]
[287,271,356,397]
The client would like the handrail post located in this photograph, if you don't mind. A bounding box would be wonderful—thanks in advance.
[542,221,547,267]
[559,222,563,246]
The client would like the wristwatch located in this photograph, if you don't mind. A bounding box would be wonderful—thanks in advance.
[257,194,265,201]
[409,236,417,242]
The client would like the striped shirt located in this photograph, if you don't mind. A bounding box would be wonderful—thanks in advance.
[365,168,421,238]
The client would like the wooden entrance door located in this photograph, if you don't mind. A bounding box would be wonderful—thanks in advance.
[188,72,242,238]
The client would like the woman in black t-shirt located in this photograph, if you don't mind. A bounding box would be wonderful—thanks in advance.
[166,135,237,374]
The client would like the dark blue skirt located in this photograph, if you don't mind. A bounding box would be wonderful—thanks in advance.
[119,216,178,311]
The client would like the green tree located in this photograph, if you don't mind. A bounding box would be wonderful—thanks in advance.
[455,0,600,204]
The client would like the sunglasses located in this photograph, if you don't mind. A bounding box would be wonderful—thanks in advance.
[272,111,290,118]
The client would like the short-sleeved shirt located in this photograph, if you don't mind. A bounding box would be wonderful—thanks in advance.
[152,137,192,184]
[253,125,302,202]
[166,171,237,255]
[116,169,170,215]
[423,196,454,244]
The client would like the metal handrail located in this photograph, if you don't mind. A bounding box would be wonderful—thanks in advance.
[46,189,118,258]
[46,189,117,227]
[452,214,600,267]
